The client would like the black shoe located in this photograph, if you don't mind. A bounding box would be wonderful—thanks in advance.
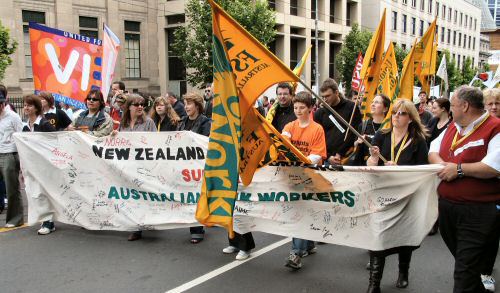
[396,271,409,288]
[128,231,142,241]
[366,255,385,293]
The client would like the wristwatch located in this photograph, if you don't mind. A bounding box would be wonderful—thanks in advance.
[457,163,465,179]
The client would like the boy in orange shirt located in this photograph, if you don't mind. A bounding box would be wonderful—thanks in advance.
[282,91,327,269]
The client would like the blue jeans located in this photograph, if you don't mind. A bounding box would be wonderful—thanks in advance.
[291,238,315,256]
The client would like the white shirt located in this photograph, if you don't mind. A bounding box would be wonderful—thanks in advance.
[0,107,23,153]
[429,112,500,172]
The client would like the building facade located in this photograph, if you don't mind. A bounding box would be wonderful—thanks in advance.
[485,0,500,27]
[1,0,360,98]
[363,0,482,69]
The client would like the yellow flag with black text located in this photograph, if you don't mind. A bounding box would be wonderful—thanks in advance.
[398,40,416,101]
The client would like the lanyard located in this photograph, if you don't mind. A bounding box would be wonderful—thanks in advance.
[391,131,409,164]
[157,121,161,132]
[450,115,489,152]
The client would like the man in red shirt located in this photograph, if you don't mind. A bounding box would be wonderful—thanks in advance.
[429,85,500,293]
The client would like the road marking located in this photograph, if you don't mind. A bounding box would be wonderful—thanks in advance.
[165,237,291,293]
[0,224,28,233]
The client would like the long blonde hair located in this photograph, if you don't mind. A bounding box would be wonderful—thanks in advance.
[150,96,180,125]
[382,99,429,140]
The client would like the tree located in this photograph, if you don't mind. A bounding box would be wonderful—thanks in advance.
[334,23,372,95]
[0,20,17,82]
[172,0,276,87]
[461,57,476,86]
[393,44,407,73]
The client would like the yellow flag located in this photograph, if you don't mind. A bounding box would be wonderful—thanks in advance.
[196,1,243,237]
[240,108,311,185]
[398,40,416,101]
[360,10,386,119]
[415,19,437,80]
[291,45,313,93]
[377,43,398,99]
[210,0,299,122]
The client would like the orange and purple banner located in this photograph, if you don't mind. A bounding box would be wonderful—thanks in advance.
[29,22,103,109]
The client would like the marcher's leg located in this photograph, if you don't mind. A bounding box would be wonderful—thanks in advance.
[479,207,499,292]
[439,198,457,256]
[396,248,413,288]
[0,179,6,213]
[2,154,23,226]
[190,226,205,243]
[367,251,385,293]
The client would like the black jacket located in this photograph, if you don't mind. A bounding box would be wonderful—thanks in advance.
[23,117,55,132]
[313,98,361,158]
[177,114,211,137]
[152,115,178,132]
[271,104,296,133]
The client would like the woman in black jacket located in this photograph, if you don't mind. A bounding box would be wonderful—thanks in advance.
[177,92,210,243]
[150,96,180,132]
[22,94,55,235]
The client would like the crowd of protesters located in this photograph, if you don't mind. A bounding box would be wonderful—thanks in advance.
[0,78,498,293]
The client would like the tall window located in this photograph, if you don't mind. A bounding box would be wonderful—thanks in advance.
[167,28,186,89]
[124,21,141,78]
[311,0,316,19]
[403,0,407,4]
[420,20,424,36]
[412,0,417,8]
[448,8,452,21]
[441,27,445,42]
[428,0,433,13]
[473,37,476,50]
[454,10,457,23]
[392,11,398,31]
[22,10,45,78]
[411,17,416,35]
[468,36,471,49]
[464,15,468,27]
[458,32,461,46]
[436,2,439,17]
[420,0,425,11]
[447,29,451,44]
[290,38,298,69]
[459,12,463,26]
[474,19,477,30]
[290,0,298,16]
[442,5,446,19]
[453,31,456,45]
[402,14,407,33]
[79,16,98,39]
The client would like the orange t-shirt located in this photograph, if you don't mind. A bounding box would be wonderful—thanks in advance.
[282,119,327,159]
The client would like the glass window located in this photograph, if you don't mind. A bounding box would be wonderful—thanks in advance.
[420,0,425,11]
[411,17,416,35]
[22,10,46,78]
[290,0,298,16]
[79,16,98,39]
[392,11,398,31]
[124,21,141,78]
[420,20,424,36]
[402,14,407,33]
[428,0,433,13]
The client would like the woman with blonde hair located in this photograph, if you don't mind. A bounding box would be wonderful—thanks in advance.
[150,96,180,131]
[483,88,500,118]
[365,99,429,292]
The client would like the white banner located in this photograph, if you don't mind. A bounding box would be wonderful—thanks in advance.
[14,132,440,250]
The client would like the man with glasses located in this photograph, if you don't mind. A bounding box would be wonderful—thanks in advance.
[266,82,296,133]
[204,83,214,119]
[0,91,24,228]
[429,86,500,293]
[314,78,361,166]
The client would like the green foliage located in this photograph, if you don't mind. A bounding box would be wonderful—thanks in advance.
[172,0,276,88]
[461,57,476,86]
[483,63,490,71]
[393,44,407,73]
[0,20,18,82]
[334,23,373,94]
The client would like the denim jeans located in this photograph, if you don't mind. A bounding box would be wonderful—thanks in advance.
[291,238,315,256]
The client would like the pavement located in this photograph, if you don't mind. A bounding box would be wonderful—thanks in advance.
[0,192,499,293]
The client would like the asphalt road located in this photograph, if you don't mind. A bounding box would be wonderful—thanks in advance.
[1,220,498,293]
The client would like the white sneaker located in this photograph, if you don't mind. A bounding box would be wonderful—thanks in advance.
[4,223,15,228]
[235,250,250,260]
[481,274,495,292]
[222,246,238,254]
[37,226,55,235]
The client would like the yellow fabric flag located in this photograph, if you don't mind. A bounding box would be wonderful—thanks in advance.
[376,43,399,129]
[240,108,311,185]
[196,1,243,237]
[210,0,299,122]
[291,45,313,93]
[415,19,437,93]
[398,40,416,101]
[360,10,386,119]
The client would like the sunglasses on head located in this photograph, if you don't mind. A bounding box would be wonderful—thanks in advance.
[86,97,100,102]
[131,103,144,107]
[392,110,409,116]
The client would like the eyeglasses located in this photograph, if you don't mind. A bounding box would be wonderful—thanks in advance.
[392,110,409,116]
[86,98,100,102]
[131,103,144,107]
[205,90,211,93]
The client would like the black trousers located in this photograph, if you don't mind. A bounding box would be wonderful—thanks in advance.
[439,198,497,293]
[228,232,255,251]
[480,207,500,275]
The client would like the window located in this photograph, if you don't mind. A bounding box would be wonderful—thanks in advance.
[22,10,46,78]
[428,0,433,13]
[457,55,461,68]
[330,0,336,22]
[473,37,476,50]
[311,0,316,19]
[392,11,398,31]
[460,12,463,26]
[166,14,185,25]
[436,2,439,17]
[458,32,461,46]
[464,14,467,27]
[474,19,477,30]
[468,36,471,49]
[124,21,141,78]
[453,31,456,45]
[167,28,186,81]
[420,20,424,36]
[290,38,299,69]
[463,34,466,48]
[402,14,407,33]
[403,0,407,4]
[402,43,407,50]
[441,27,445,42]
[412,0,416,8]
[454,10,457,23]
[420,0,425,11]
[411,17,416,35]
[442,5,446,19]
[290,0,298,16]
[448,8,452,21]
[79,16,98,39]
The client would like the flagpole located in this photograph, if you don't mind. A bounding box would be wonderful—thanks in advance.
[344,98,357,141]
[298,79,388,163]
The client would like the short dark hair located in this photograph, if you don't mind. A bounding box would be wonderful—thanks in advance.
[39,92,55,108]
[23,95,43,116]
[276,82,292,95]
[112,81,125,91]
[418,90,427,96]
[0,84,7,99]
[320,78,339,93]
[293,91,314,107]
[86,89,106,110]
[434,98,450,113]
[454,85,484,110]
[167,92,178,100]
[375,93,391,111]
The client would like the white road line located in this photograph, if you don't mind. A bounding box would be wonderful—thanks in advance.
[165,237,292,293]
